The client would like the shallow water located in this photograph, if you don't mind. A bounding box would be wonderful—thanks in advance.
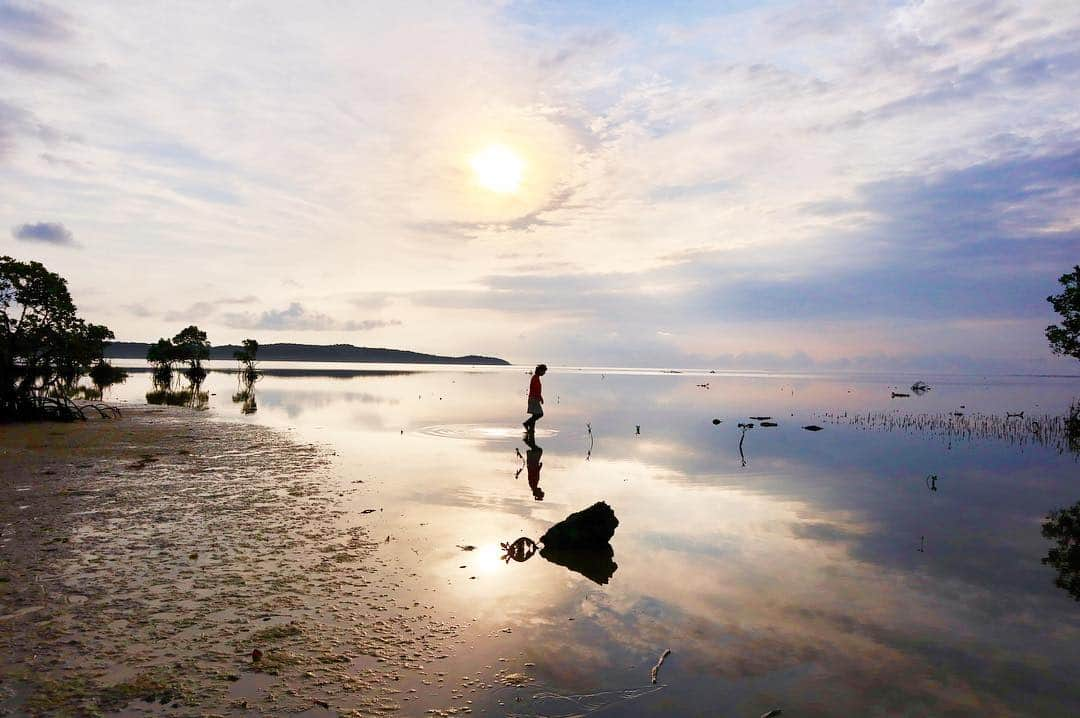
[106,365,1080,716]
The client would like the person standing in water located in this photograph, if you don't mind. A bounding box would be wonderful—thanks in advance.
[523,364,547,433]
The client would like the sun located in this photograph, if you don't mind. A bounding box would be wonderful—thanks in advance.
[470,144,524,194]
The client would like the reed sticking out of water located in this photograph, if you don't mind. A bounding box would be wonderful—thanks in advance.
[811,408,1078,455]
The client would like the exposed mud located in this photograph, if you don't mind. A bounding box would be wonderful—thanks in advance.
[0,408,466,716]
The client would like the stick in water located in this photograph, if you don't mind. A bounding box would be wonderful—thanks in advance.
[650,648,671,684]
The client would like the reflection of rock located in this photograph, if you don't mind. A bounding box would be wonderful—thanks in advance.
[540,501,619,549]
[540,544,618,585]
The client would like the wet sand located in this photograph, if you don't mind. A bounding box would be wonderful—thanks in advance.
[0,407,464,716]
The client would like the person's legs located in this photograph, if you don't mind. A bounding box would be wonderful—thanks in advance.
[524,411,541,431]
[525,398,543,430]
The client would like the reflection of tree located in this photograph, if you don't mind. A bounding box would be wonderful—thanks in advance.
[1041,500,1080,601]
[88,359,128,397]
[231,370,258,415]
[146,369,208,409]
[1068,400,1079,455]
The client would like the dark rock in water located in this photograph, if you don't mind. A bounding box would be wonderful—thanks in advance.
[891,392,911,398]
[541,501,619,549]
[760,421,778,427]
[540,544,618,585]
[803,425,824,431]
[711,418,722,425]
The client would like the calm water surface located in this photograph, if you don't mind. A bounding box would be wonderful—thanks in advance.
[107,364,1080,716]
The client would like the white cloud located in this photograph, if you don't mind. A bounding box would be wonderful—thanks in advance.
[0,1,1077,369]
[223,302,401,332]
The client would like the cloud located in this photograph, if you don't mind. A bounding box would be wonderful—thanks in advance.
[0,39,85,79]
[0,2,85,80]
[122,303,154,318]
[223,302,401,332]
[12,220,75,246]
[0,99,61,160]
[0,2,70,41]
[411,185,582,238]
[162,296,258,322]
[3,1,1078,370]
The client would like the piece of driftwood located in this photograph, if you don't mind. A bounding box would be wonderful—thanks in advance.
[650,648,671,683]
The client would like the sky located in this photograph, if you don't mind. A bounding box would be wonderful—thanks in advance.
[1,0,1078,373]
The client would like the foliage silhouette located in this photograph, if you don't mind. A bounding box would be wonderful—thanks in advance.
[1042,500,1080,601]
[1,256,114,420]
[172,325,210,374]
[232,338,259,382]
[146,338,179,376]
[1046,265,1080,360]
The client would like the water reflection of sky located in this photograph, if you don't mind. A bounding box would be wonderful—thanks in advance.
[106,365,1080,715]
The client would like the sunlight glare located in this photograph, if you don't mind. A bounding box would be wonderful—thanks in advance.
[470,144,524,194]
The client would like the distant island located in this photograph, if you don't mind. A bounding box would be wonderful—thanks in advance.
[105,342,511,366]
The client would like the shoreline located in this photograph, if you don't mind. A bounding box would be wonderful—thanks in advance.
[0,406,460,716]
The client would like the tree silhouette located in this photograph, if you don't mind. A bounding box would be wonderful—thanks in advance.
[1,256,114,419]
[1046,265,1080,360]
[171,325,210,380]
[232,338,259,381]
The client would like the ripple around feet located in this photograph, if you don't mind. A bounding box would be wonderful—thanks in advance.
[417,424,559,440]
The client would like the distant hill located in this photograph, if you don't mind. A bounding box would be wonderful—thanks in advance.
[105,342,510,365]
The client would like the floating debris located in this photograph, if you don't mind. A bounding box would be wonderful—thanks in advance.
[650,648,671,684]
[760,422,778,428]
[749,416,771,421]
[891,392,911,398]
[803,425,824,431]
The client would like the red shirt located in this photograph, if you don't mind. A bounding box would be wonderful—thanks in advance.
[528,374,542,399]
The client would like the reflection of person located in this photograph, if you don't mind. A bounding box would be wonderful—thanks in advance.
[523,434,544,501]
[523,364,547,433]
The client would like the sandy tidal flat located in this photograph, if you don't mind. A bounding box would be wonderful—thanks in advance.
[0,407,462,716]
